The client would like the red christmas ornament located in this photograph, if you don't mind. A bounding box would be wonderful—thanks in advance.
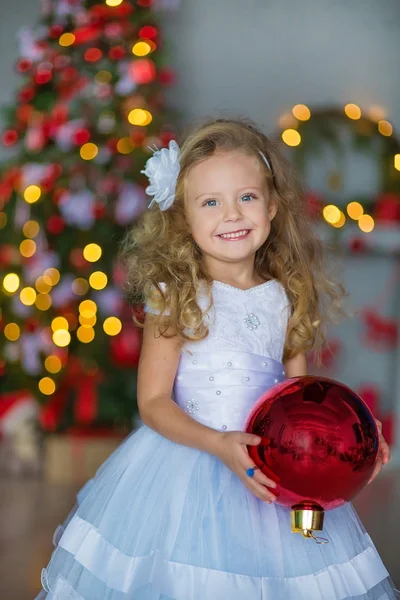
[84,47,103,63]
[137,0,153,7]
[2,130,19,147]
[73,25,101,45]
[130,59,156,84]
[361,308,398,350]
[17,104,34,124]
[110,325,142,368]
[158,67,175,86]
[94,203,107,219]
[35,70,52,85]
[160,131,177,147]
[19,87,35,103]
[49,25,64,39]
[374,193,400,223]
[0,181,12,202]
[109,45,126,60]
[349,237,367,254]
[139,25,158,40]
[73,128,91,145]
[47,215,65,235]
[16,58,32,73]
[245,377,378,540]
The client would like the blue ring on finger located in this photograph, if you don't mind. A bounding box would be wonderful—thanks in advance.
[246,466,259,478]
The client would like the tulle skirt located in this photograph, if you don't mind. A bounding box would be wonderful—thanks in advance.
[37,425,399,600]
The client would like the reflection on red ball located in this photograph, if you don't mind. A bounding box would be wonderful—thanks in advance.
[245,377,379,511]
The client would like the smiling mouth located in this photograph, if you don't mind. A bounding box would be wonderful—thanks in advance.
[217,229,251,240]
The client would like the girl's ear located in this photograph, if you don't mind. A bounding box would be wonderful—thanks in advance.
[268,194,278,221]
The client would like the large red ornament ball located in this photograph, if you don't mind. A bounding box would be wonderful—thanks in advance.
[245,376,379,511]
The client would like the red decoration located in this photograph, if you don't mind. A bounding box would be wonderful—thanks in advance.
[374,193,400,223]
[361,308,398,351]
[35,70,52,85]
[158,67,175,86]
[90,3,134,19]
[73,25,101,45]
[2,130,19,147]
[349,237,367,254]
[16,59,32,73]
[18,87,35,103]
[137,0,153,6]
[130,59,156,84]
[245,377,378,513]
[17,104,34,124]
[47,215,65,235]
[84,48,103,63]
[160,131,177,147]
[49,24,64,38]
[110,324,142,368]
[109,45,126,60]
[139,25,158,39]
[73,128,91,145]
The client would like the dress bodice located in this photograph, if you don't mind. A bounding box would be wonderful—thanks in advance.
[146,280,290,431]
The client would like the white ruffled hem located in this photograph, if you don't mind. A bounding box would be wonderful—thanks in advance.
[41,514,392,600]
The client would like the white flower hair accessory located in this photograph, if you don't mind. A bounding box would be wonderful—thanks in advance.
[141,140,180,211]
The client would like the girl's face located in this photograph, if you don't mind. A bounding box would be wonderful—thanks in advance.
[185,150,277,272]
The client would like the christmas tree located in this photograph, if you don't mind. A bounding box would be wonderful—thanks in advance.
[0,0,177,432]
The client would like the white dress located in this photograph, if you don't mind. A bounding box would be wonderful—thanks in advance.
[37,280,398,599]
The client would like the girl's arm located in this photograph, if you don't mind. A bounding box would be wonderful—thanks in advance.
[137,315,289,503]
[137,315,222,455]
[284,352,307,378]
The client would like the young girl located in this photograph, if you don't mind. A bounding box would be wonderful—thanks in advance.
[37,118,397,600]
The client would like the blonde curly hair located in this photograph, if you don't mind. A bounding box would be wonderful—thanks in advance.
[120,118,344,361]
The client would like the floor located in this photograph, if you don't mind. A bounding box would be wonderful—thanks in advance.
[0,471,399,599]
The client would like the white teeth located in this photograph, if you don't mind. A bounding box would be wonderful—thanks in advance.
[220,230,249,239]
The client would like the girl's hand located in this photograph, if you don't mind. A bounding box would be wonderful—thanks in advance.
[368,419,390,484]
[212,431,277,503]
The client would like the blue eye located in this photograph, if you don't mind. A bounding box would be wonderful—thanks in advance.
[241,193,256,202]
[204,199,218,207]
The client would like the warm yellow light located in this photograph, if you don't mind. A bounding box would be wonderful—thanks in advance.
[44,268,61,285]
[4,323,20,341]
[323,204,341,225]
[23,220,40,238]
[281,129,301,147]
[394,154,400,171]
[83,243,102,262]
[79,314,97,327]
[45,355,62,374]
[95,70,112,84]
[19,239,37,258]
[79,299,97,318]
[52,329,71,347]
[103,316,122,336]
[344,104,362,120]
[80,142,99,160]
[347,201,364,220]
[77,326,95,343]
[39,377,56,395]
[51,316,69,332]
[331,211,346,228]
[378,120,393,136]
[36,293,52,311]
[106,0,123,5]
[117,137,135,154]
[292,104,311,121]
[72,278,90,295]
[132,41,152,57]
[89,271,108,290]
[3,273,20,293]
[368,105,386,122]
[20,287,37,306]
[23,185,41,204]
[59,33,75,47]
[358,214,375,233]
[35,275,53,294]
[0,213,7,229]
[128,108,152,126]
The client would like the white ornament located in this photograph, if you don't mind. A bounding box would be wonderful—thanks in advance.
[141,140,180,211]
